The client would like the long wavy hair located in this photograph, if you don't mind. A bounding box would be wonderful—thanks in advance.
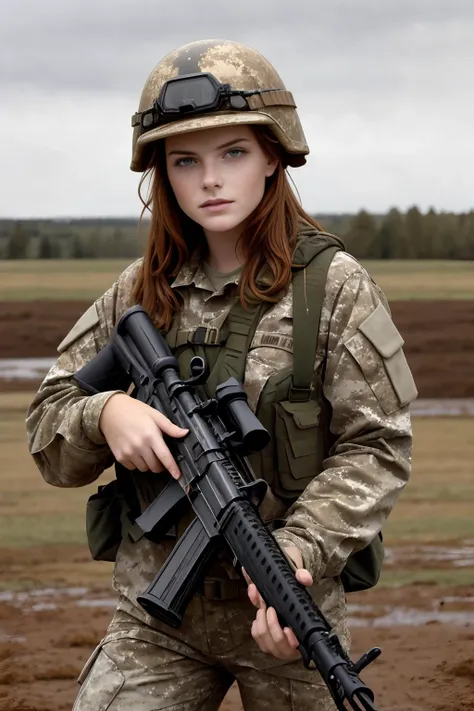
[132,126,322,330]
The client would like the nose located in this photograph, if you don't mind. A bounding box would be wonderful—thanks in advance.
[201,159,223,190]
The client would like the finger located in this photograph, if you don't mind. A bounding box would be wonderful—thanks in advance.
[283,626,300,650]
[118,458,136,471]
[256,608,285,658]
[266,607,287,647]
[253,607,272,654]
[242,567,252,586]
[247,583,260,609]
[150,410,188,438]
[141,450,166,474]
[295,569,313,587]
[266,610,300,659]
[126,455,149,473]
[151,438,181,479]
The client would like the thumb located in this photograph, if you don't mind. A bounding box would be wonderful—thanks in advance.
[295,569,313,587]
[150,409,189,438]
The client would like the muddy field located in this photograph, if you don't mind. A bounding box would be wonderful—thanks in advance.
[1,293,474,710]
[0,545,473,711]
[1,299,474,398]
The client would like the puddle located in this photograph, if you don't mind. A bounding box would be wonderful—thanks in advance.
[0,586,116,613]
[1,585,474,628]
[76,599,118,608]
[0,587,88,604]
[385,542,474,569]
[1,360,473,418]
[347,597,474,627]
[0,358,53,380]
[0,632,26,643]
[410,399,474,417]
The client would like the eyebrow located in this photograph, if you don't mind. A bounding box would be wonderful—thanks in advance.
[167,137,251,156]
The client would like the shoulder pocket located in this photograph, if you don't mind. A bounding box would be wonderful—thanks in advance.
[57,303,100,354]
[345,302,418,415]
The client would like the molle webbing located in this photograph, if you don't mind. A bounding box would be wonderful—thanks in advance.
[165,300,269,397]
[204,300,269,396]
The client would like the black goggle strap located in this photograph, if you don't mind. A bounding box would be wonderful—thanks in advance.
[131,89,296,128]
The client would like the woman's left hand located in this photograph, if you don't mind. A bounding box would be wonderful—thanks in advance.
[243,546,313,660]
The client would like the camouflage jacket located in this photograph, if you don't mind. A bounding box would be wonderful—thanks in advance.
[26,250,416,631]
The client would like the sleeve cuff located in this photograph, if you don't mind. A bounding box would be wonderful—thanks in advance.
[81,391,125,446]
[273,530,323,580]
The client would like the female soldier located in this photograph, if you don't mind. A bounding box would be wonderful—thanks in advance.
[26,39,417,711]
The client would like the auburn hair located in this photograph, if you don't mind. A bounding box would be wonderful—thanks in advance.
[132,126,322,330]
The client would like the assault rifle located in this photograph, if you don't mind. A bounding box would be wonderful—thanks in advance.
[75,305,381,711]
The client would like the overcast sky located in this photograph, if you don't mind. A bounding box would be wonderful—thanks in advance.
[1,0,473,218]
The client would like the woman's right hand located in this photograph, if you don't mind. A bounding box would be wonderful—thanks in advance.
[99,393,188,479]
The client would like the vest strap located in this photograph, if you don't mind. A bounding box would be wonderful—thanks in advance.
[205,300,269,395]
[290,245,340,402]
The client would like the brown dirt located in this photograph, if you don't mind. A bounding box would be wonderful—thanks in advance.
[0,547,473,711]
[1,300,474,398]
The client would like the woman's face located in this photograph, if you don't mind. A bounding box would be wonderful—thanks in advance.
[165,125,278,239]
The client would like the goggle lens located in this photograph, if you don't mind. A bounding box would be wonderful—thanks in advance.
[160,75,219,114]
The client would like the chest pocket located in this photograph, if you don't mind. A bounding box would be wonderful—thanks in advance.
[274,399,323,490]
[249,361,329,501]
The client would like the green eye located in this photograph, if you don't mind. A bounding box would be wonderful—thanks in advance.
[176,157,195,167]
[226,148,245,158]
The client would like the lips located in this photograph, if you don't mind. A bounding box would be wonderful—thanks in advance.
[200,199,233,208]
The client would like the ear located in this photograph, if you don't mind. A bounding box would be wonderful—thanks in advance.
[265,158,279,178]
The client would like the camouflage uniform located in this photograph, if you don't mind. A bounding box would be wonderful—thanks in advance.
[26,250,416,710]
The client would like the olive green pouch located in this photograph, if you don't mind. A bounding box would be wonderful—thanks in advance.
[340,532,384,592]
[86,480,123,562]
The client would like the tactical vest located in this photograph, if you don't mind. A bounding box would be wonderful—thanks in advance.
[86,228,384,592]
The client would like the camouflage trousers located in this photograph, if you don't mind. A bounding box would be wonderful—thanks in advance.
[72,586,346,710]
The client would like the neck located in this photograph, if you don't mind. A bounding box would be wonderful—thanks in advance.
[204,227,245,272]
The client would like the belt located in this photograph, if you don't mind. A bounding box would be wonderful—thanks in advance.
[196,577,247,601]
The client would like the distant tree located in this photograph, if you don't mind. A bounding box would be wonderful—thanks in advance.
[404,205,425,259]
[6,221,30,259]
[345,210,378,258]
[70,235,86,259]
[38,234,54,259]
[422,208,441,259]
[375,207,404,259]
[457,211,474,259]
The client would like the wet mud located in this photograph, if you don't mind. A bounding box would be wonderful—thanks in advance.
[1,300,474,397]
[1,545,474,711]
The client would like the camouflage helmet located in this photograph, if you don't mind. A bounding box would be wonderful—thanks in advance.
[130,39,309,172]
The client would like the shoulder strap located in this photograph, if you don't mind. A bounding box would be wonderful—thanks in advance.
[205,300,269,395]
[289,245,340,402]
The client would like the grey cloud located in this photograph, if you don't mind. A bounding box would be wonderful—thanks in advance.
[2,0,473,96]
[0,0,473,216]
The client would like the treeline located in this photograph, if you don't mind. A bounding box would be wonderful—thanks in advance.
[1,207,473,260]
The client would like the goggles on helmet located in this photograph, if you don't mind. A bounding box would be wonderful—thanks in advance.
[132,72,296,131]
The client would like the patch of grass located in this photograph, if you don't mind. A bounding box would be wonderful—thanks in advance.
[0,259,473,301]
[0,391,114,549]
[378,568,474,588]
[0,514,89,548]
[363,260,474,300]
[0,259,132,301]
[382,417,474,544]
[384,514,474,542]
[1,392,474,591]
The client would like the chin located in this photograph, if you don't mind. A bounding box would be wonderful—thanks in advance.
[199,215,246,233]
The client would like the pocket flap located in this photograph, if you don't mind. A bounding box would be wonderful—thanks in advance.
[358,302,404,358]
[57,303,100,354]
[77,643,102,684]
[279,400,321,428]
